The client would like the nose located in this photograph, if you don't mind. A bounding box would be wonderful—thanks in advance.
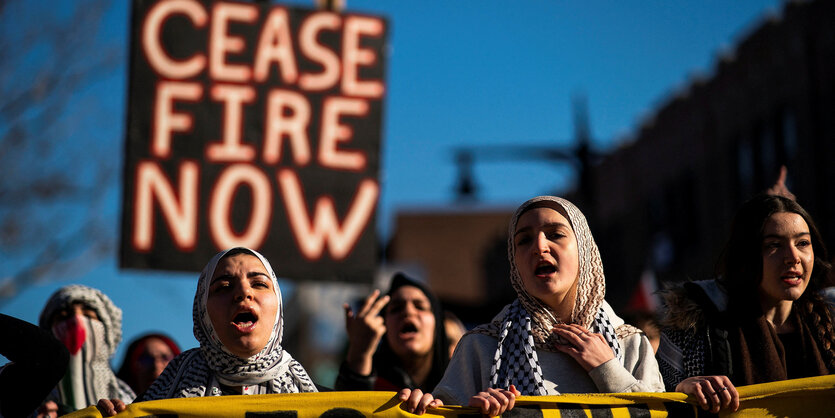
[784,245,802,265]
[535,232,549,254]
[402,301,418,316]
[154,358,169,374]
[234,282,253,301]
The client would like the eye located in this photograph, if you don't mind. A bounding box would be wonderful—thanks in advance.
[547,231,566,240]
[764,241,780,250]
[515,236,531,246]
[209,280,231,293]
[796,240,811,248]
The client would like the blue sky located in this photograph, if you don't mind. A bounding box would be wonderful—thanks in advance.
[2,0,782,372]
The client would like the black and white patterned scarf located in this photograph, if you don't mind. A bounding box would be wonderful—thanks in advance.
[140,247,317,400]
[39,285,136,410]
[472,196,630,395]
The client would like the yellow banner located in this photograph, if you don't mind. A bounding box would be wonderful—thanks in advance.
[64,374,835,418]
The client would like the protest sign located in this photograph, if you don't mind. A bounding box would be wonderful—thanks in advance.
[121,0,386,281]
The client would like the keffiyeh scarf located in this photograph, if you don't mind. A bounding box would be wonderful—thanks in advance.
[39,284,135,410]
[471,196,632,395]
[140,247,317,400]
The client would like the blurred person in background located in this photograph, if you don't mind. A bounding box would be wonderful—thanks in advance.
[38,285,135,413]
[336,273,449,393]
[444,311,467,359]
[0,313,69,417]
[116,333,181,396]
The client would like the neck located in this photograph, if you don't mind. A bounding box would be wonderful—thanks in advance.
[551,299,574,322]
[401,351,433,387]
[760,298,795,333]
[545,286,577,323]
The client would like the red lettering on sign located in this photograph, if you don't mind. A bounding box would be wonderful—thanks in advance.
[263,89,312,165]
[278,169,378,260]
[206,84,257,162]
[319,97,368,171]
[133,160,199,251]
[253,8,298,84]
[298,13,341,91]
[142,0,207,79]
[342,16,384,98]
[152,81,203,159]
[209,2,258,82]
[209,164,273,249]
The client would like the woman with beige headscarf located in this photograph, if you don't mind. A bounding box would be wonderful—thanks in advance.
[431,196,663,415]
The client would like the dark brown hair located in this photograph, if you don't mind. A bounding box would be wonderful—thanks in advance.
[719,193,835,370]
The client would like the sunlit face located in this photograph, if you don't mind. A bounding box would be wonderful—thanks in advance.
[513,207,580,312]
[759,212,814,308]
[134,337,175,393]
[385,285,436,360]
[206,253,278,359]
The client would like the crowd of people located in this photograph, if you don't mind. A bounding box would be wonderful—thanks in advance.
[2,183,834,417]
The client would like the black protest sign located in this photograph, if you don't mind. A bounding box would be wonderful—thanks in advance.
[120,0,386,282]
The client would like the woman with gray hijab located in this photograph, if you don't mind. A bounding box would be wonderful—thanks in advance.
[431,196,663,415]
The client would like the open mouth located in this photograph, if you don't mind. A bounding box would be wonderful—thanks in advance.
[232,310,258,331]
[782,273,803,286]
[398,322,419,338]
[535,264,557,276]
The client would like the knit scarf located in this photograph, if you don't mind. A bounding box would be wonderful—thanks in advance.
[728,310,830,385]
[471,196,633,395]
[39,284,135,410]
[140,247,317,400]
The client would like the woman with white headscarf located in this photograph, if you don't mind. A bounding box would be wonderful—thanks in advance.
[38,284,136,413]
[133,247,317,403]
[431,196,664,415]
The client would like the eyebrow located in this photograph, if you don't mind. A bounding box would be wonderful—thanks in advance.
[514,222,571,237]
[210,271,269,283]
[763,231,810,240]
[209,274,232,285]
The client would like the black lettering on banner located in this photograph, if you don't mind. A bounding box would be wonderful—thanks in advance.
[319,408,365,418]
[246,411,298,418]
[503,405,543,418]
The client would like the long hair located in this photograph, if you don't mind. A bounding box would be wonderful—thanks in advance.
[718,193,835,370]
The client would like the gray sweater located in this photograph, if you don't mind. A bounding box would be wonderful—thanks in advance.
[433,301,664,405]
